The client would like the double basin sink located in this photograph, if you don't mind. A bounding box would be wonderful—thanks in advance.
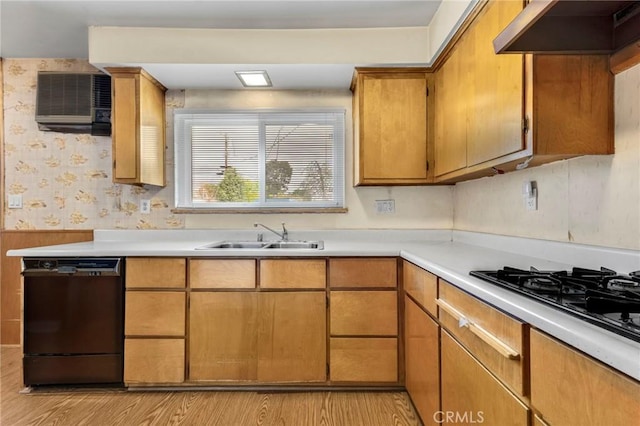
[196,240,324,250]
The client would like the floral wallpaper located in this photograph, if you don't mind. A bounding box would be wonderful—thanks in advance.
[3,59,185,230]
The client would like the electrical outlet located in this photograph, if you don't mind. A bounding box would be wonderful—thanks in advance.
[140,199,151,214]
[525,195,537,211]
[375,199,395,214]
[8,194,23,209]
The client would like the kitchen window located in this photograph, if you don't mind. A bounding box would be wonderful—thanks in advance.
[174,110,345,211]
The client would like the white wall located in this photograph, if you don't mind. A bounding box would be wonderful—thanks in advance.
[453,64,640,250]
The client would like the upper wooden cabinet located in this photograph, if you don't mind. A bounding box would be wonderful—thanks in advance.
[106,67,167,187]
[434,0,614,183]
[351,68,433,186]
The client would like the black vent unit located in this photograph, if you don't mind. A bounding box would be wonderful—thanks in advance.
[36,72,111,136]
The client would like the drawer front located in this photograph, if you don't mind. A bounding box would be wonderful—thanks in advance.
[125,291,185,336]
[530,329,640,426]
[190,259,256,289]
[438,280,526,396]
[124,338,184,384]
[403,260,437,316]
[330,337,398,382]
[441,331,529,426]
[330,290,398,336]
[329,258,397,288]
[126,258,186,288]
[259,259,326,289]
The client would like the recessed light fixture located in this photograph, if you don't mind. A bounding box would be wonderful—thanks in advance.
[235,70,272,87]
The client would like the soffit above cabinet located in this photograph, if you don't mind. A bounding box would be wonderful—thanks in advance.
[493,0,640,55]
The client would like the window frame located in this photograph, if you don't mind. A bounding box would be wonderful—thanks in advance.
[173,109,346,212]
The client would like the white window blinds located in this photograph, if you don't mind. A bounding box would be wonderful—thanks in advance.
[174,110,345,209]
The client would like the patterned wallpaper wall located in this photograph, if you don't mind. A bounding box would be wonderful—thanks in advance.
[3,59,185,230]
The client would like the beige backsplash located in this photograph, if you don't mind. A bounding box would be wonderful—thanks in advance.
[454,64,640,250]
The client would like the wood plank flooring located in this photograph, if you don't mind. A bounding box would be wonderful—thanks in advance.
[1,346,421,426]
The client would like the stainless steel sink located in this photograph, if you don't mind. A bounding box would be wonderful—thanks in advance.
[264,241,324,249]
[195,240,324,250]
[195,241,271,250]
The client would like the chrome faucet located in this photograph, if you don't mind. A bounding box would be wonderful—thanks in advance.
[254,222,288,241]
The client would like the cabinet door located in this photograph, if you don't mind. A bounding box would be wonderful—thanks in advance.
[124,338,184,384]
[125,291,185,336]
[257,292,326,382]
[530,329,640,426]
[126,257,186,288]
[441,331,529,426]
[189,292,258,381]
[260,259,326,289]
[466,0,524,166]
[330,290,397,336]
[356,71,430,184]
[405,296,439,425]
[111,73,138,181]
[434,47,468,177]
[330,337,397,382]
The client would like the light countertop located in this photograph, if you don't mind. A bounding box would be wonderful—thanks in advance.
[7,229,640,381]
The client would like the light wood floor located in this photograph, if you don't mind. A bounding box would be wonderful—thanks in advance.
[1,346,421,426]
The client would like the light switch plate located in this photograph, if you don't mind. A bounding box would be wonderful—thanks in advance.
[8,194,23,209]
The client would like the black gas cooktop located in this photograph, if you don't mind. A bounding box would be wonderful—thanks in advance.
[470,267,640,343]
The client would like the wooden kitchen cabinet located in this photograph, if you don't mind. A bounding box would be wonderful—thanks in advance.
[257,291,326,382]
[403,260,438,316]
[405,296,440,425]
[124,257,186,385]
[530,329,640,426]
[328,257,399,383]
[124,338,184,384]
[126,257,186,288]
[107,67,166,187]
[434,0,613,183]
[351,68,432,185]
[190,258,256,289]
[189,292,258,381]
[438,280,527,396]
[260,259,326,289]
[441,331,529,426]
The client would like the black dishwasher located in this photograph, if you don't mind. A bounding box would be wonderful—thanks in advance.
[23,258,124,386]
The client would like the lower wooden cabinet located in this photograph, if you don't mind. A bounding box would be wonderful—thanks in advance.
[530,329,640,426]
[441,331,529,426]
[189,291,326,383]
[124,338,185,384]
[189,292,258,381]
[329,337,398,382]
[405,296,439,425]
[257,292,326,382]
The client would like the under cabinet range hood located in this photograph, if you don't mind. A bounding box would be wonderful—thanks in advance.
[36,72,112,136]
[493,0,640,55]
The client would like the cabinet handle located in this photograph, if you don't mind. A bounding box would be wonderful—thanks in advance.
[436,299,520,361]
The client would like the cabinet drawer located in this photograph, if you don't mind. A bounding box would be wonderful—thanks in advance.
[126,258,186,288]
[125,291,185,336]
[330,337,397,382]
[438,280,526,396]
[190,259,256,289]
[530,329,640,426]
[259,259,326,289]
[124,338,184,384]
[329,258,397,288]
[441,331,529,425]
[403,260,437,316]
[330,290,397,336]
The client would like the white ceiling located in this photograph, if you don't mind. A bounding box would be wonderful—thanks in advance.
[0,0,445,89]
